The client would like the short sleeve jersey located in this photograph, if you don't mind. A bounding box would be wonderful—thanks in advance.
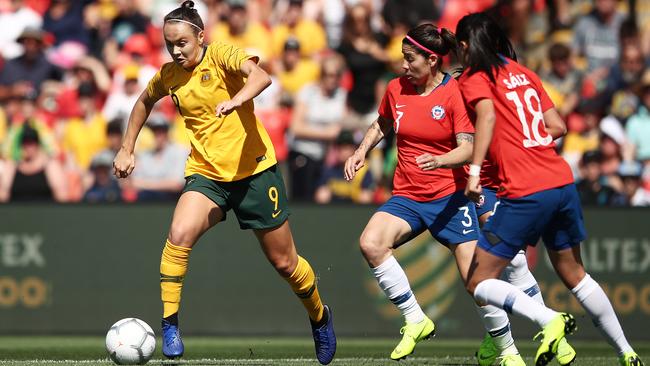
[458,58,573,198]
[378,74,474,201]
[147,42,276,182]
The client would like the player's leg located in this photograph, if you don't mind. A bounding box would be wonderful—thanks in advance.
[549,247,643,366]
[241,165,334,365]
[161,188,225,358]
[359,200,433,360]
[435,192,521,366]
[478,190,543,300]
[253,220,324,323]
[253,220,335,365]
[479,188,576,365]
[474,193,524,365]
[544,184,642,365]
[470,189,580,366]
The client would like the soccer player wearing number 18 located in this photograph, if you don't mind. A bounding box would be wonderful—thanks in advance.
[112,2,336,364]
[457,13,644,366]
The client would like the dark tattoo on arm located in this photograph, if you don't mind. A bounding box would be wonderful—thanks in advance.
[456,133,474,144]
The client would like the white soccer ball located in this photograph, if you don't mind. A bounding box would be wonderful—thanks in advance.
[105,318,156,365]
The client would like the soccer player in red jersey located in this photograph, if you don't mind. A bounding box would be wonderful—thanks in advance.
[345,23,487,361]
[457,13,644,366]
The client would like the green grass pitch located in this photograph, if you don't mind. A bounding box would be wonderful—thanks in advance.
[0,336,647,365]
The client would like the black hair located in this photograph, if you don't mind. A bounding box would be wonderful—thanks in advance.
[164,0,204,34]
[20,123,40,144]
[403,23,458,62]
[107,119,124,135]
[548,43,571,62]
[455,12,517,83]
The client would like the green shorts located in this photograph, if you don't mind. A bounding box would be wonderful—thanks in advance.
[182,165,291,230]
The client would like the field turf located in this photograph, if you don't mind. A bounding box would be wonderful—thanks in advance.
[0,336,647,365]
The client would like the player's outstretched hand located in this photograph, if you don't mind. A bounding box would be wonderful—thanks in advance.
[344,151,365,181]
[416,153,442,171]
[113,147,135,179]
[216,98,242,117]
[465,175,482,203]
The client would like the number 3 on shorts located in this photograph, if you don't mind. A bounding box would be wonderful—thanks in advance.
[458,206,473,227]
[268,186,282,218]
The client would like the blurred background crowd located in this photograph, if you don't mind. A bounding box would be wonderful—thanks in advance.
[0,0,648,206]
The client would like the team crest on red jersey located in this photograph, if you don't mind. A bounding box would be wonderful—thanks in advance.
[431,105,445,120]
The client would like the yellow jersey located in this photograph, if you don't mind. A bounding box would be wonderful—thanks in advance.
[146,42,277,182]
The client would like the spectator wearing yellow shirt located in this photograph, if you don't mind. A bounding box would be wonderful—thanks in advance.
[277,38,319,97]
[271,0,327,59]
[62,82,107,170]
[210,0,272,62]
[562,101,603,177]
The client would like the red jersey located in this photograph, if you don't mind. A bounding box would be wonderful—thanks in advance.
[378,74,474,201]
[458,58,573,198]
[464,105,500,189]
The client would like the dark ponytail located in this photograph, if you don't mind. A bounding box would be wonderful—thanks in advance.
[403,24,458,63]
[164,0,205,34]
[455,12,517,83]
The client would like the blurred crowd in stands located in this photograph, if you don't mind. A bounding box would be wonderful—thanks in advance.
[0,0,648,206]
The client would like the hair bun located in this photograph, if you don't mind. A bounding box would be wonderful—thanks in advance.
[181,0,195,9]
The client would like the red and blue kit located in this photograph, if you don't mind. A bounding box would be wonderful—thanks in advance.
[458,58,573,199]
[378,74,475,202]
[458,58,585,258]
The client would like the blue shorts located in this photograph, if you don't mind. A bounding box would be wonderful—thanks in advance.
[479,184,586,259]
[378,191,479,246]
[475,187,499,217]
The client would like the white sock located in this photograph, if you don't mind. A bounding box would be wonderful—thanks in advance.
[502,251,544,304]
[372,256,425,324]
[475,279,557,327]
[571,274,633,356]
[475,304,518,355]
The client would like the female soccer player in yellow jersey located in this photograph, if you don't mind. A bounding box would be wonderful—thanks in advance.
[112,2,336,364]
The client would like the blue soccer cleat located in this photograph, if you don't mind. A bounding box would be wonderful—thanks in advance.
[311,304,337,365]
[162,316,184,359]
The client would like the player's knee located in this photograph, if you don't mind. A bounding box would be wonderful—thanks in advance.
[501,251,528,282]
[359,231,389,264]
[471,278,497,304]
[168,221,199,246]
[270,255,295,277]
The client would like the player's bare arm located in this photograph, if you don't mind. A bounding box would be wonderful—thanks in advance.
[216,59,271,116]
[542,108,568,140]
[465,99,495,202]
[344,116,392,181]
[416,132,474,170]
[113,90,161,179]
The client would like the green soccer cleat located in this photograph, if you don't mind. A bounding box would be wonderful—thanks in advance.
[477,333,499,366]
[390,316,435,360]
[619,352,645,366]
[555,337,577,365]
[497,353,526,366]
[534,313,577,366]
